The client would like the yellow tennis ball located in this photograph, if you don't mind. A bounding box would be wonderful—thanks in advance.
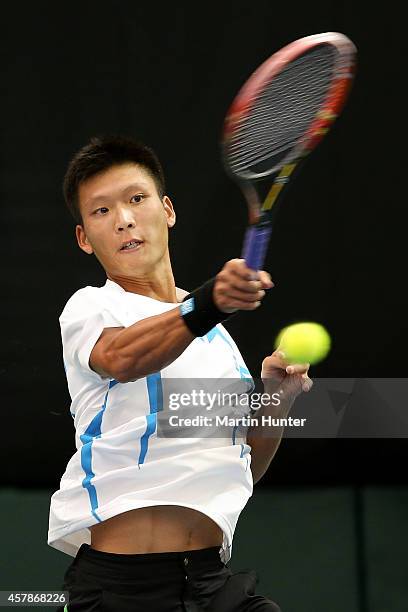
[274,322,331,365]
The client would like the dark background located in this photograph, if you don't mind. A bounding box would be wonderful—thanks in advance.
[0,2,405,488]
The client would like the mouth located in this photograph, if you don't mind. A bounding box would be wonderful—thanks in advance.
[119,239,144,253]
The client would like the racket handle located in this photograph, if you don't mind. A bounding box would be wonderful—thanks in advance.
[241,224,272,271]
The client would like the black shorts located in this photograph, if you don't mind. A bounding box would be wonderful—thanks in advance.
[56,543,281,611]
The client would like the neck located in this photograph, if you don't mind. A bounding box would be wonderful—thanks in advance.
[107,253,178,303]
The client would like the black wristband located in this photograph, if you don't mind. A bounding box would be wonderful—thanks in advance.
[179,277,231,337]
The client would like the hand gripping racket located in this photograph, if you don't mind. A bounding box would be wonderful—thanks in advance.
[222,32,357,272]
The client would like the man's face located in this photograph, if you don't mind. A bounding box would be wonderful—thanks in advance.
[76,163,175,278]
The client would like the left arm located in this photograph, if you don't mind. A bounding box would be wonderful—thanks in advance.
[247,350,313,484]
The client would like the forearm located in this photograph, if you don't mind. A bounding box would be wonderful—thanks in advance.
[247,388,294,484]
[100,261,272,383]
[107,308,194,382]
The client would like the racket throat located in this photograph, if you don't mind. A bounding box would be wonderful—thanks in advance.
[262,163,297,213]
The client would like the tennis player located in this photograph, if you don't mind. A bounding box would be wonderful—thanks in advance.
[48,135,312,611]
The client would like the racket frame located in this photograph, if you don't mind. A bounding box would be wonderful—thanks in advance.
[222,32,357,270]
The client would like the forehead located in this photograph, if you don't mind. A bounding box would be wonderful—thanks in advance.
[79,163,156,211]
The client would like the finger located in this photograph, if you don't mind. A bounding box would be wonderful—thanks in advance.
[229,259,260,281]
[219,299,262,311]
[272,350,289,368]
[302,376,313,392]
[285,363,310,375]
[258,270,274,289]
[226,276,265,294]
[221,287,266,303]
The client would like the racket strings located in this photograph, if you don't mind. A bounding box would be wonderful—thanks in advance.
[226,46,337,176]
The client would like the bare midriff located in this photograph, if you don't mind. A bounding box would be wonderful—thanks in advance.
[90,505,224,554]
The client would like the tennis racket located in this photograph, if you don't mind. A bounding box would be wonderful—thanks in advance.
[222,32,357,272]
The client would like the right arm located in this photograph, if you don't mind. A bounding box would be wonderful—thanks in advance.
[90,259,273,383]
[90,308,194,382]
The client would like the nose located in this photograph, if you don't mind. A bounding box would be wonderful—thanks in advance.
[115,208,136,232]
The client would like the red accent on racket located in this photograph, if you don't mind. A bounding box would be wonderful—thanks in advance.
[221,32,357,271]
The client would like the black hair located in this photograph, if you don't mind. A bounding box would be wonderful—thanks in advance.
[63,135,166,224]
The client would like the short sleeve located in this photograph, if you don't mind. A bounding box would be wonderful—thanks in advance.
[60,289,124,379]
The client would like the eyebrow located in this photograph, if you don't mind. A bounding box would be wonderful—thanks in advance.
[85,183,149,208]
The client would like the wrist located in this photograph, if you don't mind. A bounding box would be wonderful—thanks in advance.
[179,277,231,337]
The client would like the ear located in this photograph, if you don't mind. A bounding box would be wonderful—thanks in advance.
[163,196,176,228]
[76,225,94,255]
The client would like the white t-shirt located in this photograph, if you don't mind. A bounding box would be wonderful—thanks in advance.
[47,278,254,563]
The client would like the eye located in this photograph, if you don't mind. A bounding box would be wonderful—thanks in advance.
[130,194,143,204]
[95,207,109,215]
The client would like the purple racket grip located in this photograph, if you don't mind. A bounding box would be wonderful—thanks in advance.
[242,224,272,271]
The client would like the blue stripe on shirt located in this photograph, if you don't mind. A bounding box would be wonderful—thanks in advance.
[204,328,254,445]
[80,379,118,522]
[138,372,163,465]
